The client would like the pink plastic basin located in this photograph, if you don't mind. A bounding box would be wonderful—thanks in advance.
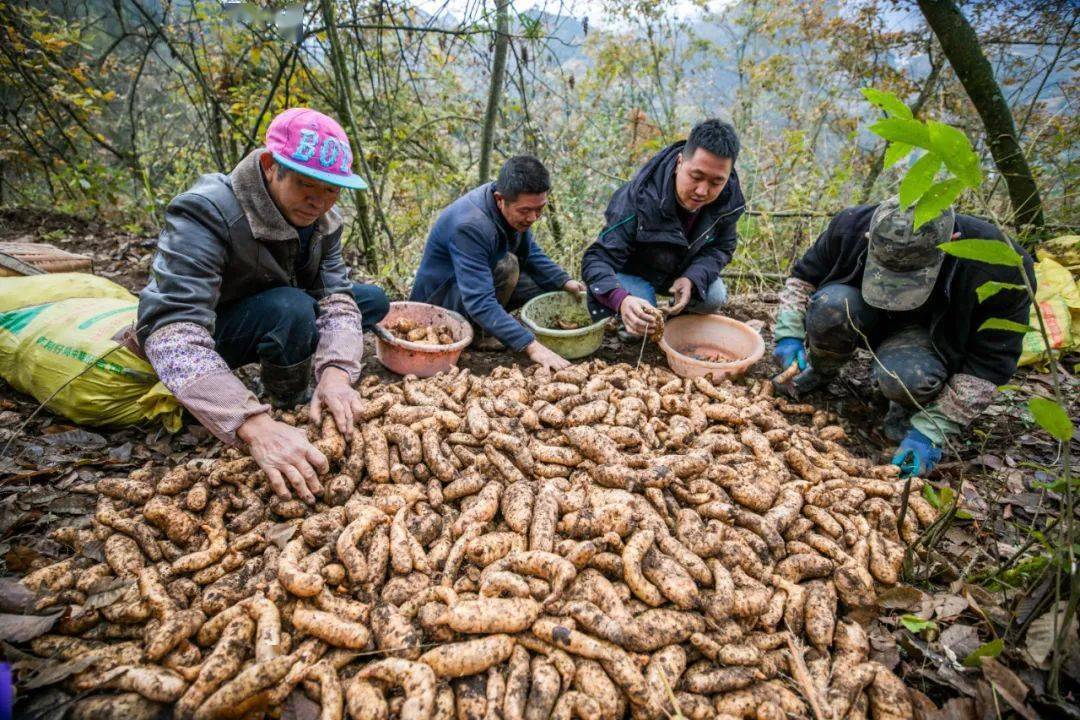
[375,301,474,378]
[658,314,764,381]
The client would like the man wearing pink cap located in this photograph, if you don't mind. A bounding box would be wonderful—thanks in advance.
[136,108,389,503]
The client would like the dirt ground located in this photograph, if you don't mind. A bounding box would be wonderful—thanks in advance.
[1,209,1078,718]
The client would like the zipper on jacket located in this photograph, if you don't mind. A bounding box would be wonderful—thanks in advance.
[688,203,745,255]
[289,236,299,287]
[927,260,957,362]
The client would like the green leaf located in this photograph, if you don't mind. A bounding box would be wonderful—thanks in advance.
[939,239,1023,267]
[883,142,913,169]
[898,152,942,207]
[913,178,965,229]
[861,88,913,120]
[963,638,1004,667]
[1029,397,1074,442]
[924,485,971,519]
[927,121,982,188]
[976,281,1027,303]
[938,486,971,519]
[978,318,1037,334]
[900,615,937,634]
[868,118,931,149]
[922,484,941,508]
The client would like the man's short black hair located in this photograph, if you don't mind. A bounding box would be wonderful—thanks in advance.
[683,119,739,163]
[495,155,551,201]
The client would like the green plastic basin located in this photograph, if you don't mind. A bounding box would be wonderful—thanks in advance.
[520,291,607,360]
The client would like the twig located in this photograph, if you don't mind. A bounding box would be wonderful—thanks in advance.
[635,321,650,371]
[785,633,827,720]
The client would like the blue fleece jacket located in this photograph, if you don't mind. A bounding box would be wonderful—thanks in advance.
[410,183,570,350]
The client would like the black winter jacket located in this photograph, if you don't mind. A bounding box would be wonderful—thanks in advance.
[791,204,1035,386]
[581,142,745,317]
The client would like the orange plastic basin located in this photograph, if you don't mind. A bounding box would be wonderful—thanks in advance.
[375,302,474,378]
[658,314,764,380]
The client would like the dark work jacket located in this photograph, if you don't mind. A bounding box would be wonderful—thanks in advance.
[136,150,352,345]
[792,204,1035,386]
[410,183,570,351]
[582,141,745,319]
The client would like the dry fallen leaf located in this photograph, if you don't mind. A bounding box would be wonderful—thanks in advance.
[939,623,981,664]
[1024,600,1078,668]
[979,657,1037,720]
[0,610,62,642]
[878,585,927,611]
[83,578,135,611]
[932,593,969,621]
[40,429,106,448]
[20,653,98,689]
[0,577,36,613]
[927,696,976,720]
[268,522,297,549]
[283,689,322,720]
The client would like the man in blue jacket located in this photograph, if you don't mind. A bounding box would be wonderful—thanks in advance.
[582,119,745,337]
[411,156,584,370]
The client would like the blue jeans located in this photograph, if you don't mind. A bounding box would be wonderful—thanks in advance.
[213,283,390,368]
[615,273,728,313]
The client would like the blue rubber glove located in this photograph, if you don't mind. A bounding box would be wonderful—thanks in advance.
[772,337,808,371]
[891,429,942,478]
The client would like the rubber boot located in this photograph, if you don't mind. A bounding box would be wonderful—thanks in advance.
[261,356,313,409]
[883,401,913,443]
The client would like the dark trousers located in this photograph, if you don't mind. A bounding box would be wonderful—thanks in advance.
[805,283,947,408]
[440,254,545,326]
[213,283,390,368]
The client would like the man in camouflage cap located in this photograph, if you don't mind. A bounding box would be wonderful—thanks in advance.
[771,198,1034,477]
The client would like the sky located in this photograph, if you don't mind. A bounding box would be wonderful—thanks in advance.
[413,0,729,27]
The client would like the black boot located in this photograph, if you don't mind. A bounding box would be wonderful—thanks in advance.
[261,356,313,409]
[883,401,913,443]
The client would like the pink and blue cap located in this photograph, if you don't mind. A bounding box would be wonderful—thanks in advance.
[265,108,367,190]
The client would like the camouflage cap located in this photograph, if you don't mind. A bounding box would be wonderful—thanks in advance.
[862,198,954,311]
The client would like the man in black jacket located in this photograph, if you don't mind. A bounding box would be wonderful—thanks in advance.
[582,119,745,337]
[772,199,1034,477]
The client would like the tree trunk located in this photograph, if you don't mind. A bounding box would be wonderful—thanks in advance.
[319,0,390,271]
[916,0,1044,228]
[478,0,509,184]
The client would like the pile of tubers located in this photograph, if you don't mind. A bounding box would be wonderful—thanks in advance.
[21,360,937,720]
[384,318,457,346]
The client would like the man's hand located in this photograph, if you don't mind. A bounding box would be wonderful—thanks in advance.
[667,277,693,314]
[310,366,363,437]
[619,295,660,337]
[563,279,586,295]
[772,337,808,372]
[238,413,327,503]
[525,340,571,371]
[891,429,942,479]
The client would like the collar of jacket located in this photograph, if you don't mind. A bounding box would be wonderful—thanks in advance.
[630,141,741,239]
[481,182,520,247]
[230,149,343,242]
